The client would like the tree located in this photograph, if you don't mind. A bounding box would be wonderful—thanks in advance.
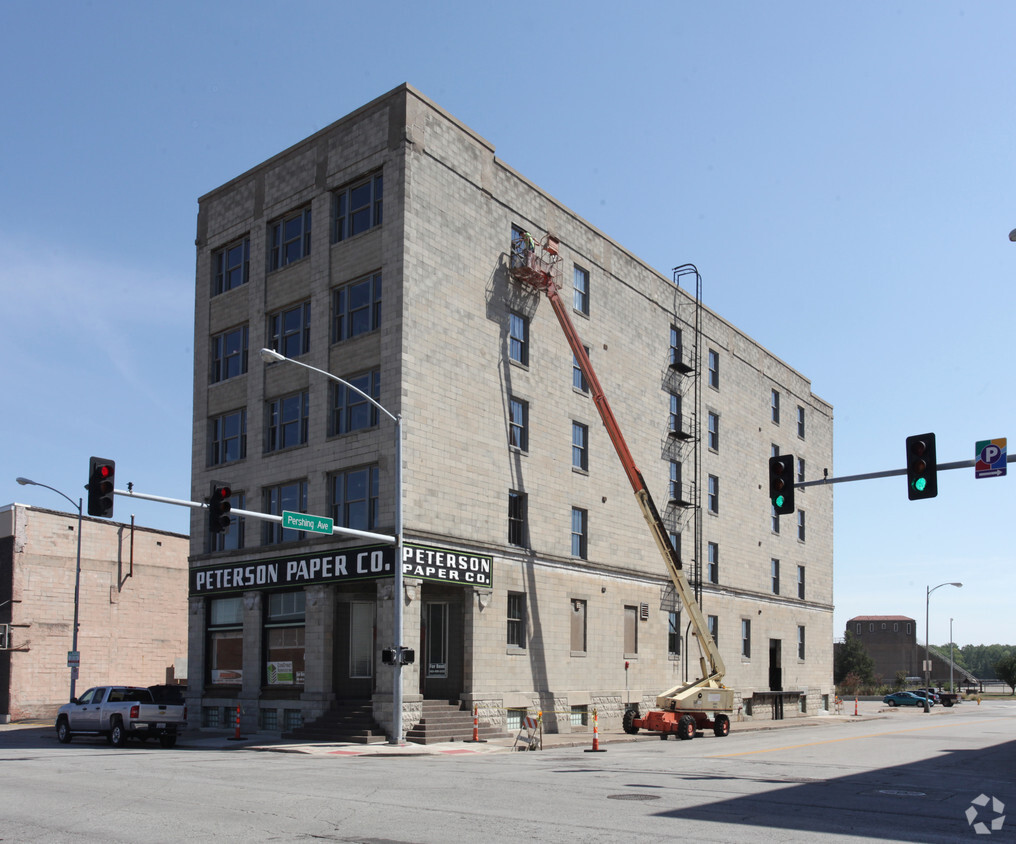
[995,653,1016,695]
[835,631,875,685]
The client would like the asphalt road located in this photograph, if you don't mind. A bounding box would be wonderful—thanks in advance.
[1,700,1013,843]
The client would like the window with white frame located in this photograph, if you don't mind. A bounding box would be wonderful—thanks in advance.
[669,461,682,502]
[269,207,311,270]
[798,625,806,660]
[572,422,588,470]
[572,349,589,392]
[771,558,780,594]
[798,565,806,599]
[212,325,248,383]
[213,236,250,296]
[708,349,719,388]
[268,302,311,358]
[509,311,529,365]
[509,397,529,451]
[797,405,805,438]
[573,265,589,315]
[741,619,751,659]
[333,173,383,242]
[707,475,719,514]
[797,509,806,542]
[707,542,719,584]
[707,411,719,451]
[771,388,781,424]
[797,456,806,485]
[332,272,382,341]
[571,507,587,559]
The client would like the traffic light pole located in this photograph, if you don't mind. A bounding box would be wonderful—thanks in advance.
[794,455,1013,489]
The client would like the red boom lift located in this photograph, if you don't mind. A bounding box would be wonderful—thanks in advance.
[509,233,734,740]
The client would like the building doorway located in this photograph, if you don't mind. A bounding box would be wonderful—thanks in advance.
[332,600,375,700]
[420,590,463,701]
[768,638,783,692]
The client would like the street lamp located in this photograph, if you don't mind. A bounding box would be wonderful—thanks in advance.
[925,581,962,712]
[259,348,405,745]
[16,476,83,701]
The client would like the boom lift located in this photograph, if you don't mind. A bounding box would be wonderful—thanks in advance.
[509,233,734,740]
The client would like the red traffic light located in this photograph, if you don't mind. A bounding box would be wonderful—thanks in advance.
[87,457,116,518]
[209,483,233,534]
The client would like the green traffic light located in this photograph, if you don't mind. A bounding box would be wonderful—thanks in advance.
[913,477,927,493]
[774,494,785,508]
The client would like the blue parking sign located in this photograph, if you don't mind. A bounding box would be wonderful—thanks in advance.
[975,438,1007,479]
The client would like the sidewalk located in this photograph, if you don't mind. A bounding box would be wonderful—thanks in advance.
[180,699,898,757]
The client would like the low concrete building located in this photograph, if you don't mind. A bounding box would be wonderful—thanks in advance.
[0,503,189,721]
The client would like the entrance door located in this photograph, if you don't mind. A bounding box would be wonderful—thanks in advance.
[768,638,783,692]
[333,601,375,699]
[420,599,463,701]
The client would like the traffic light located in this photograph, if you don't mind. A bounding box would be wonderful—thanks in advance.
[209,484,232,534]
[905,433,938,500]
[87,457,115,517]
[768,454,795,515]
[381,647,397,665]
[399,648,415,665]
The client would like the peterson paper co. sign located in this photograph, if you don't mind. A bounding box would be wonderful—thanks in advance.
[191,542,493,596]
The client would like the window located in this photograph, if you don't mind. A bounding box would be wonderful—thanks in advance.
[350,602,374,678]
[269,207,311,270]
[211,325,249,383]
[508,490,526,547]
[331,465,379,532]
[331,370,380,435]
[669,326,684,369]
[211,491,245,552]
[509,398,528,451]
[741,619,751,659]
[797,405,805,438]
[797,509,806,542]
[798,625,806,660]
[507,592,526,648]
[906,622,912,635]
[262,481,308,544]
[707,475,719,514]
[213,236,250,295]
[707,542,719,584]
[772,505,780,534]
[797,456,806,485]
[571,599,587,653]
[771,558,780,595]
[669,461,682,502]
[669,393,683,436]
[509,311,529,365]
[708,615,718,645]
[708,349,719,388]
[332,272,382,341]
[207,596,243,685]
[797,565,806,600]
[670,531,681,557]
[333,173,383,241]
[771,389,781,424]
[266,391,309,452]
[211,409,246,466]
[573,265,589,315]
[624,605,638,655]
[856,622,862,635]
[572,349,589,392]
[268,302,311,358]
[572,422,588,470]
[571,507,587,558]
[668,610,682,657]
[265,590,306,686]
[707,411,719,451]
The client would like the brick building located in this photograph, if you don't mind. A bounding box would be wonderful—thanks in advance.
[845,615,974,686]
[0,504,189,721]
[188,84,835,739]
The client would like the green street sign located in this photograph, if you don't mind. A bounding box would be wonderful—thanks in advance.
[281,510,334,535]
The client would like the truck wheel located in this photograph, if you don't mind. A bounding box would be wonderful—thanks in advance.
[56,718,72,744]
[713,714,730,737]
[677,715,696,740]
[159,735,177,748]
[110,718,126,748]
[622,709,639,735]
[944,699,954,708]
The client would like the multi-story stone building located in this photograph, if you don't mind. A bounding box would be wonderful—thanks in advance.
[0,503,188,721]
[188,84,834,739]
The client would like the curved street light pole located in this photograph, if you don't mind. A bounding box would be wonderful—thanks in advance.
[16,477,83,701]
[260,349,405,745]
[925,581,962,712]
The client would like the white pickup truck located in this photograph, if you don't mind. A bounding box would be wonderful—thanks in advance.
[55,685,187,748]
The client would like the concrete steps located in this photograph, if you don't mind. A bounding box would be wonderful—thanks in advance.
[283,701,387,744]
[405,700,510,745]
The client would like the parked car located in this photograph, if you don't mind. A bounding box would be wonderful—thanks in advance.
[918,687,958,707]
[55,685,187,747]
[883,691,932,707]
[913,689,941,704]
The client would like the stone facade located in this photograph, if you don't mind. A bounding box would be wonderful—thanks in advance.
[0,504,189,721]
[845,615,973,687]
[189,84,835,738]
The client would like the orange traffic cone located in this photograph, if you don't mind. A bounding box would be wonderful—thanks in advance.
[584,708,607,753]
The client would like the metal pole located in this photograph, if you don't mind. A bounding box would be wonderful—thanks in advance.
[950,618,954,694]
[70,498,82,701]
[392,415,404,746]
[924,586,931,713]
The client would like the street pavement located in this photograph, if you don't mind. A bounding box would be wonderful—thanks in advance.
[5,698,976,758]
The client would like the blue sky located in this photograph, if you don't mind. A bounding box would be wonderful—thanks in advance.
[2,1,1013,646]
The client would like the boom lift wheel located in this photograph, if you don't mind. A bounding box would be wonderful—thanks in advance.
[677,714,696,740]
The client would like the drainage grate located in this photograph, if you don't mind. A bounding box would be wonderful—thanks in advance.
[877,789,926,798]
[607,793,661,802]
